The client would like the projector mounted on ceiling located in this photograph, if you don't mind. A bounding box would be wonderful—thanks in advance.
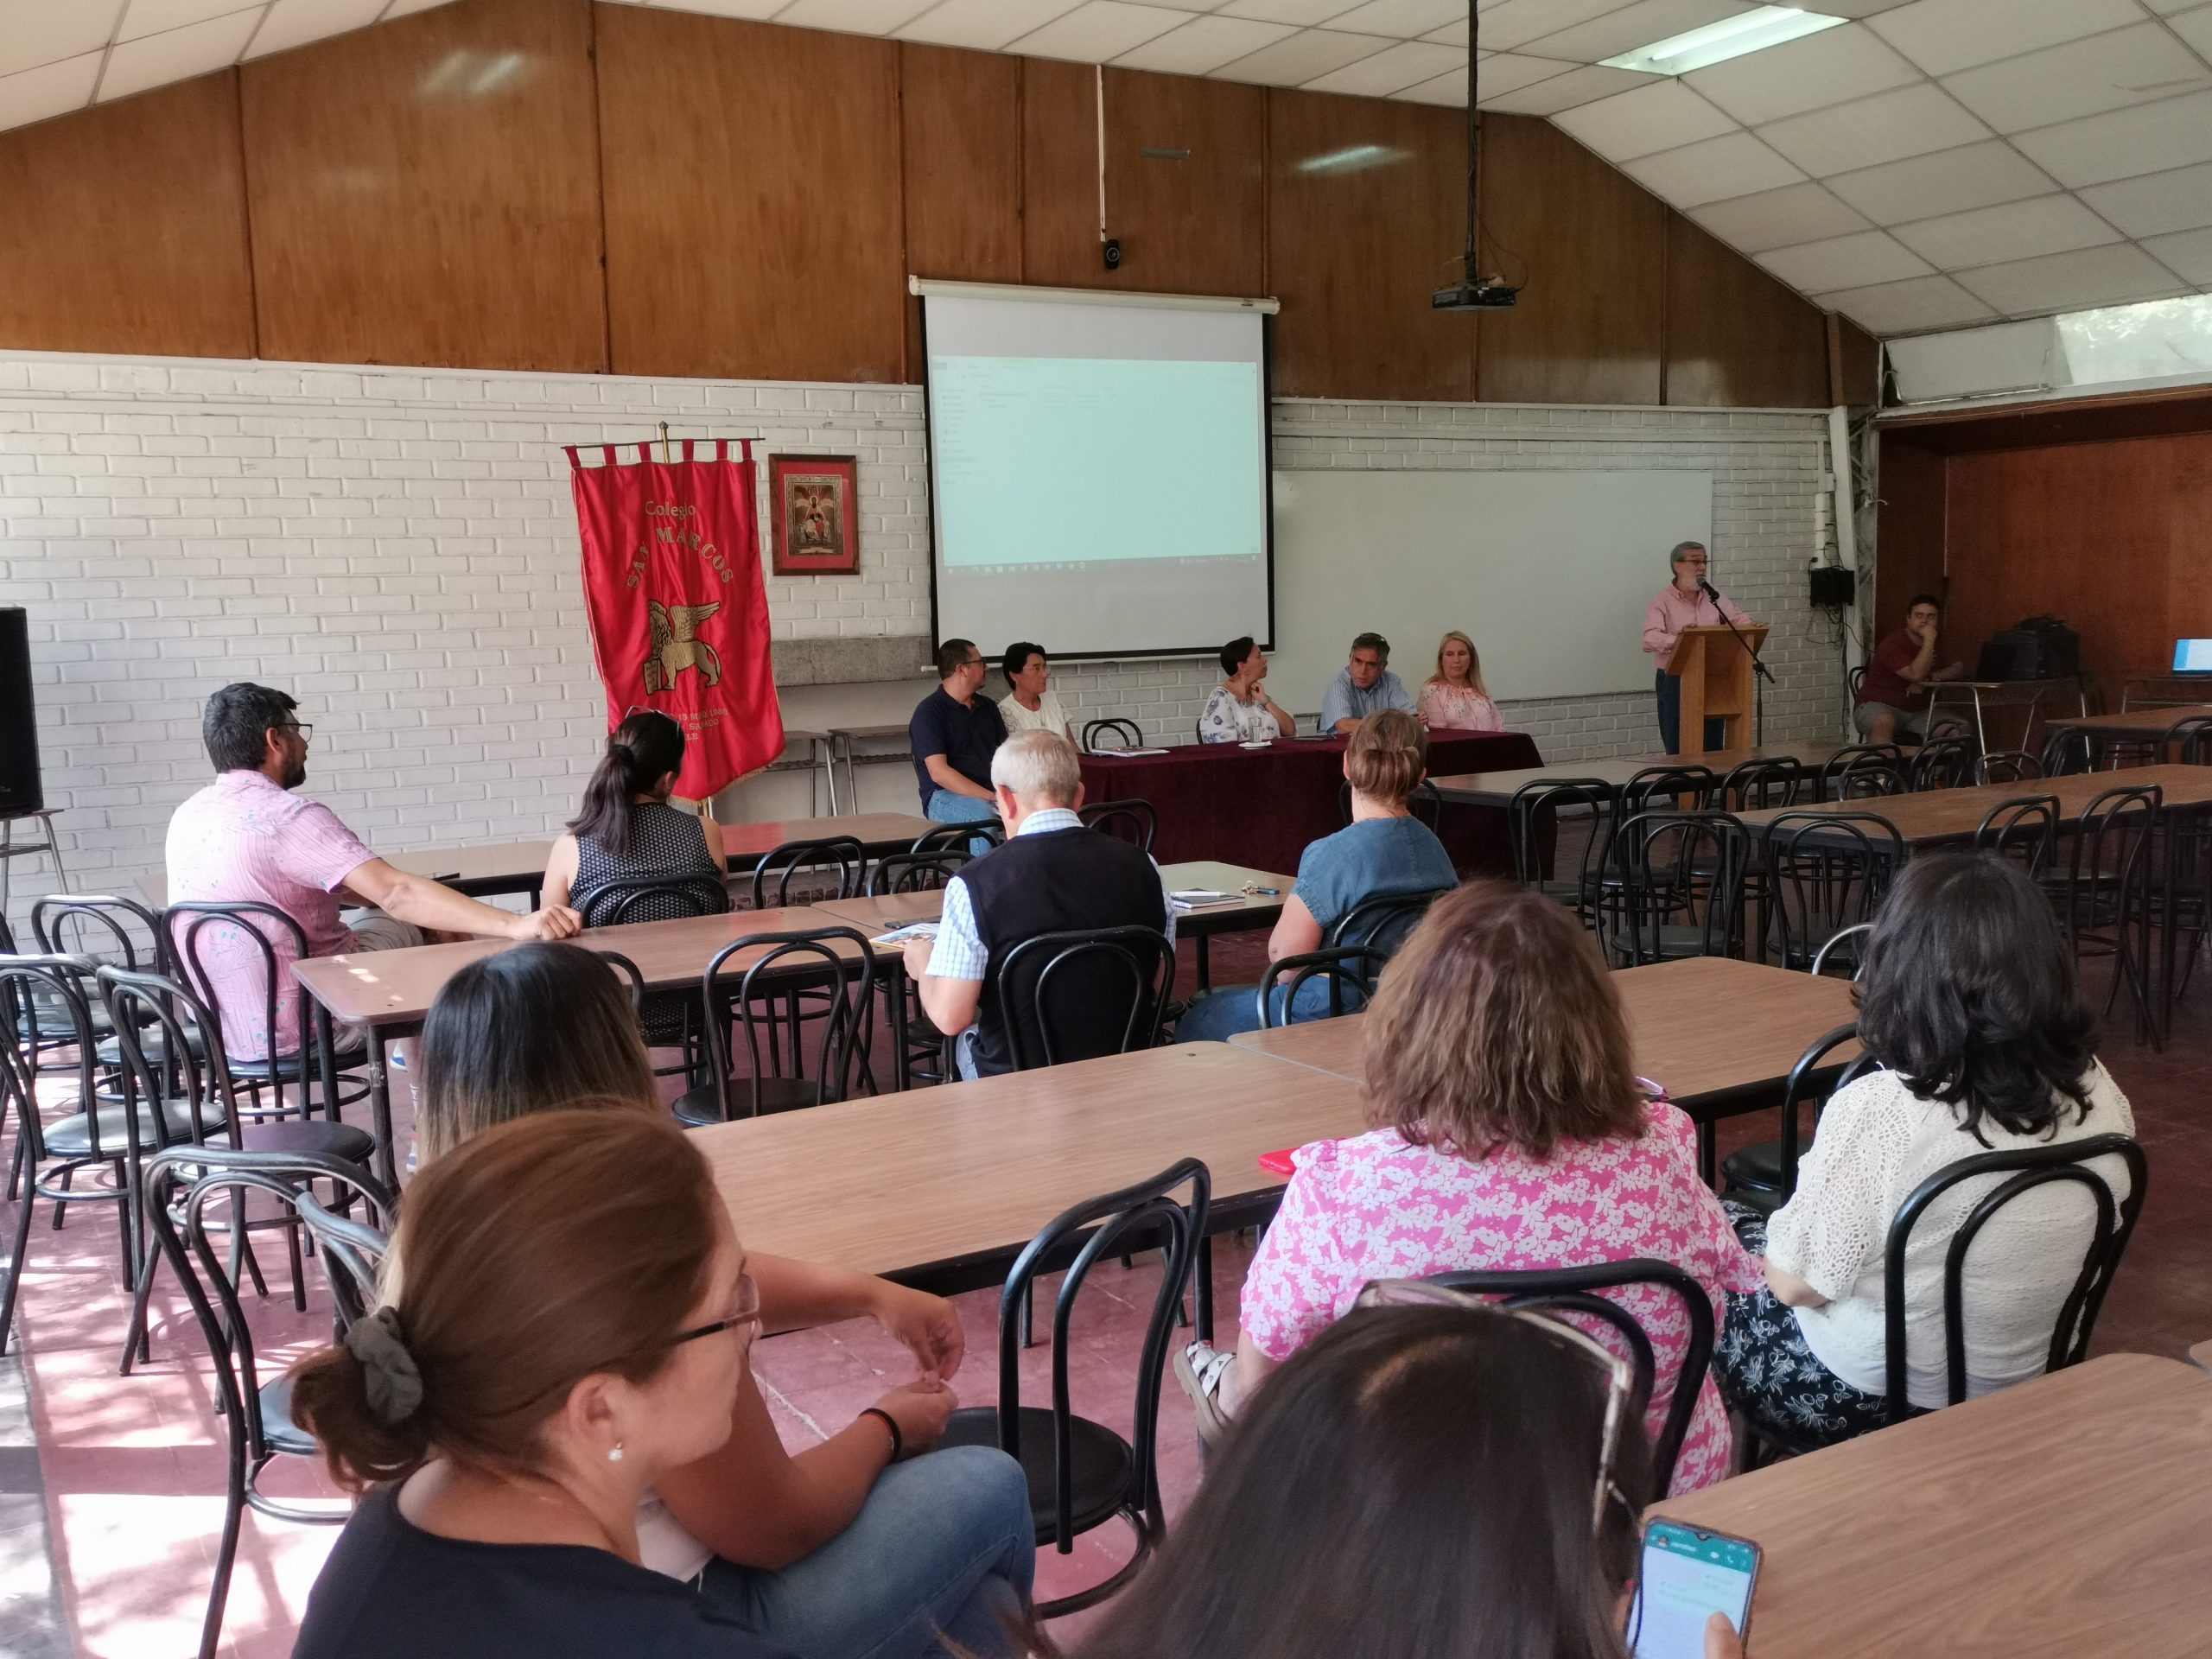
[1433,0,1516,312]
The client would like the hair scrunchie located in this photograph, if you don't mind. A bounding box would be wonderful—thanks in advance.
[344,1306,424,1427]
[610,739,636,764]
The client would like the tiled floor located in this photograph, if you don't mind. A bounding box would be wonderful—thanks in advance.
[3,934,2206,1657]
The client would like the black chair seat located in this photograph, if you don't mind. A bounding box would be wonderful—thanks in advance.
[671,1076,825,1128]
[94,1021,207,1069]
[45,1098,225,1159]
[257,1373,317,1459]
[227,1046,364,1085]
[238,1120,375,1166]
[937,1405,1135,1541]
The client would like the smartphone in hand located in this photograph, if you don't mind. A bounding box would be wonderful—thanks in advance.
[1629,1520,1758,1658]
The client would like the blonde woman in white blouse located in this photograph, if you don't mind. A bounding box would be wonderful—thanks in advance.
[1713,852,2136,1449]
[1199,635,1296,744]
[1414,632,1504,733]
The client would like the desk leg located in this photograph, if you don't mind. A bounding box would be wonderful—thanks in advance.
[366,1032,397,1194]
[315,1004,340,1126]
[888,962,910,1093]
[1196,935,1211,993]
[1195,1233,1214,1344]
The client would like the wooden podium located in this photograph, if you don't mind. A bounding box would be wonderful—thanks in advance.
[1667,624,1767,756]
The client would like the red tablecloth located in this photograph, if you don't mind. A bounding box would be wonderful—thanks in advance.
[1080,730,1542,877]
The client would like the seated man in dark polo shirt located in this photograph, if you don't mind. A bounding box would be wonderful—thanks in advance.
[909,638,1008,826]
[902,731,1174,1079]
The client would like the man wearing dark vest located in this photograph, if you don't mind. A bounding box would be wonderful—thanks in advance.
[903,730,1174,1079]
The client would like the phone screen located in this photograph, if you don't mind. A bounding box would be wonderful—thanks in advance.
[1630,1521,1758,1659]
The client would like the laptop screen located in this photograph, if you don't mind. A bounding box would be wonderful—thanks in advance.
[2175,639,2212,672]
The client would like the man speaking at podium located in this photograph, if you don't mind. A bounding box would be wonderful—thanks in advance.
[1643,541,1754,753]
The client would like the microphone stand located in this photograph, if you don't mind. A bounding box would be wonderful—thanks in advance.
[1703,582,1775,746]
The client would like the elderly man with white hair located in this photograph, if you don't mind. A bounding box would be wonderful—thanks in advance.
[902,730,1175,1080]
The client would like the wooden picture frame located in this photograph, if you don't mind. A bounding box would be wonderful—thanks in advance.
[769,454,859,575]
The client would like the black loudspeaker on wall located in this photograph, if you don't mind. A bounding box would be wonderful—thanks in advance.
[0,609,43,817]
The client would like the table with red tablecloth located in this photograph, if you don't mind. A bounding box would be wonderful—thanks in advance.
[1078,729,1542,877]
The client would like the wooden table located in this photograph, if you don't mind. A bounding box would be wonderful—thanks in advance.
[1230,957,1859,1173]
[1429,743,1847,807]
[698,1040,1365,1297]
[2045,704,2212,760]
[719,811,934,863]
[1651,1354,2212,1656]
[1728,763,2212,848]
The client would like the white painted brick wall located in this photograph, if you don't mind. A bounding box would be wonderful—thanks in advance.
[0,349,1843,927]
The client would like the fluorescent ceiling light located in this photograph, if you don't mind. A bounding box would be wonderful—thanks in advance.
[1601,6,1846,76]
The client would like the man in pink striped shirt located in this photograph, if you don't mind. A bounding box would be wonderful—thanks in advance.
[165,683,581,1061]
[1642,541,1755,754]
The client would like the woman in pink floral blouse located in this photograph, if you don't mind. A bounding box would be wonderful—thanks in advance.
[1414,630,1505,732]
[1178,883,1758,1493]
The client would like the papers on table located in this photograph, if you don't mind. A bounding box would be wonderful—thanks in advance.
[1170,889,1242,912]
[1107,747,1170,756]
[871,923,940,945]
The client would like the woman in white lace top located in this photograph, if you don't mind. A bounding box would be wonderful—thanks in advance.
[1199,635,1296,744]
[1414,631,1504,733]
[1713,852,2136,1448]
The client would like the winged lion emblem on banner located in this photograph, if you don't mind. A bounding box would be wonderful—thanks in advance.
[644,600,723,695]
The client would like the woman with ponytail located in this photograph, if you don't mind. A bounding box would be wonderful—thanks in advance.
[542,709,729,926]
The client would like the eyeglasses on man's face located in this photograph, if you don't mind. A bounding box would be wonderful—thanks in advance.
[282,722,313,743]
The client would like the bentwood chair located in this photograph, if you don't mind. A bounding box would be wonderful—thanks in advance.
[1977,749,2042,785]
[1716,758,1802,812]
[164,901,364,1126]
[676,928,877,1126]
[868,851,970,896]
[1423,1260,1716,1497]
[864,853,970,1085]
[1508,779,1617,923]
[141,1146,392,1659]
[1077,798,1159,855]
[1255,943,1391,1027]
[750,836,866,908]
[1327,887,1450,957]
[1760,812,1903,974]
[2038,728,2094,779]
[1818,746,1906,802]
[1620,766,1716,817]
[1974,795,2060,880]
[576,874,728,929]
[1595,812,1751,968]
[935,1160,1210,1618]
[1908,734,1977,792]
[29,893,194,1072]
[1719,1023,1875,1211]
[2054,785,2160,1041]
[997,925,1175,1071]
[1082,718,1145,753]
[911,823,1004,859]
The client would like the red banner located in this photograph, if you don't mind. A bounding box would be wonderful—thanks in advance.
[569,438,783,801]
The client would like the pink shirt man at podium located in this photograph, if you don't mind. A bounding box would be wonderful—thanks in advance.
[1643,541,1753,754]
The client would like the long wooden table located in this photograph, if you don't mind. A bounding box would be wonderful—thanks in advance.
[1651,1354,2212,1656]
[1429,742,1847,807]
[2046,704,2212,746]
[1728,762,2212,847]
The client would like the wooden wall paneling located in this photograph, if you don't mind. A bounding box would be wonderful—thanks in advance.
[900,44,1022,375]
[1266,88,1474,403]
[239,0,606,372]
[2174,439,2212,650]
[1473,114,1663,407]
[1662,214,1827,409]
[0,73,256,359]
[1019,59,1097,290]
[598,7,904,384]
[1872,435,1945,640]
[1837,315,1881,407]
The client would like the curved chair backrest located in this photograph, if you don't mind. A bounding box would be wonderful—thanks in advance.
[1077,798,1158,855]
[700,928,878,1122]
[1256,943,1391,1027]
[1083,718,1145,753]
[1976,748,2041,785]
[97,965,237,1158]
[1882,1133,2145,1423]
[2054,785,2159,937]
[292,1190,391,1329]
[0,956,99,1163]
[2037,728,2094,778]
[1808,922,1874,980]
[1773,1023,1877,1198]
[751,837,867,910]
[1621,766,1715,816]
[1973,794,2060,880]
[31,893,162,972]
[998,926,1175,1072]
[1425,1259,1713,1497]
[1718,757,1801,812]
[1761,812,1904,971]
[1821,747,1905,801]
[1327,887,1450,957]
[1506,779,1618,908]
[988,1160,1210,1560]
[586,949,647,1018]
[868,851,970,896]
[912,823,1005,858]
[1908,735,1977,792]
[1598,811,1751,969]
[580,874,728,930]
[163,899,310,1071]
[2176,715,2212,766]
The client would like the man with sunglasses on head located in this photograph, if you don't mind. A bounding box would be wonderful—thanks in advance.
[165,683,581,1065]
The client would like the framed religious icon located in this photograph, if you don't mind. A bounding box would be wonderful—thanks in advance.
[769,454,860,575]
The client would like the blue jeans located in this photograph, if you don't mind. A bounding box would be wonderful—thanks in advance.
[1654,670,1726,754]
[924,789,998,857]
[696,1446,1034,1659]
[1173,977,1352,1043]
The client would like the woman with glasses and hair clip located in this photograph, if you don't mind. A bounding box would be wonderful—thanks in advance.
[1080,1298,1745,1659]
[1173,709,1458,1042]
[542,708,729,925]
[391,952,1037,1659]
[1715,852,2135,1450]
[1178,882,1759,1492]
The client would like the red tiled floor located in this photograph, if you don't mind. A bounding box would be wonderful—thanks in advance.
[5,932,2207,1656]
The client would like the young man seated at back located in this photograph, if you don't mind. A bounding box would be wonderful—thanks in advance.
[902,731,1174,1079]
[165,682,581,1061]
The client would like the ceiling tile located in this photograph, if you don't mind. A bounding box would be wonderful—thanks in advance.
[0,0,126,78]
[1689,181,1872,253]
[1111,12,1293,70]
[1622,129,1803,207]
[772,0,941,32]
[1806,0,1921,15]
[1952,243,2186,316]
[1758,229,1929,292]
[2143,0,2212,13]
[248,0,384,57]
[1866,0,2139,79]
[98,7,260,99]
[1818,273,1996,334]
[2011,91,2212,188]
[1551,79,1733,162]
[1468,50,1579,95]
[2079,162,2212,240]
[2168,7,2212,57]
[1471,0,1640,54]
[1217,0,1362,28]
[118,0,259,43]
[1008,0,1193,60]
[1825,140,2056,221]
[1302,35,1460,91]
[1943,23,2212,137]
[2140,227,2212,287]
[1422,14,1464,44]
[0,49,102,130]
[1210,25,1392,80]
[895,0,1083,48]
[1476,61,1646,113]
[1758,82,1990,177]
[1322,0,1460,39]
[1891,194,2121,269]
[1515,0,1755,65]
[1397,61,1465,102]
[1684,22,1917,127]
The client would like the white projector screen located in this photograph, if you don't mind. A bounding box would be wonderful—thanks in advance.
[920,284,1274,659]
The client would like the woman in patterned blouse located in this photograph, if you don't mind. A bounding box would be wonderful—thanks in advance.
[1415,629,1506,733]
[1198,636,1297,743]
